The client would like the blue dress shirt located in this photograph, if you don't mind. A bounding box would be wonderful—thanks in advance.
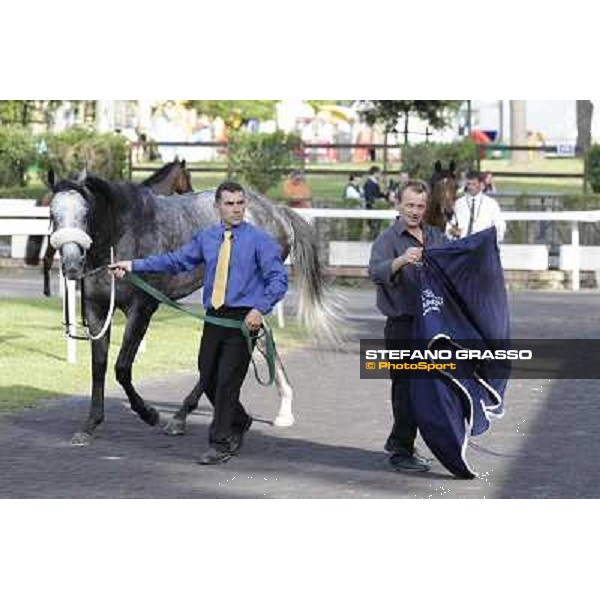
[132,221,288,315]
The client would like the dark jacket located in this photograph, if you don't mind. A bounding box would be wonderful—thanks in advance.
[369,218,446,317]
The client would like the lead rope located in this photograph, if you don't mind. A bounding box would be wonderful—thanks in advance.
[63,247,115,341]
[124,271,278,387]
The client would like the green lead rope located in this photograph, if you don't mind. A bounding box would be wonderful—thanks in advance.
[125,271,277,386]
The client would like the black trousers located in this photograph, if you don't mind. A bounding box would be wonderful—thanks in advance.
[384,315,417,455]
[199,307,255,450]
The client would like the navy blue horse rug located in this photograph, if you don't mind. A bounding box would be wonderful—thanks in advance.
[412,227,510,479]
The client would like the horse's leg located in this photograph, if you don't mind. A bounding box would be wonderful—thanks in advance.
[114,300,161,426]
[163,376,204,436]
[253,337,295,427]
[42,243,56,297]
[272,349,295,427]
[71,303,111,446]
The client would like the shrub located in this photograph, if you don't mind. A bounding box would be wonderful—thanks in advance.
[0,125,37,187]
[585,145,600,193]
[37,127,128,181]
[400,140,477,180]
[228,130,302,194]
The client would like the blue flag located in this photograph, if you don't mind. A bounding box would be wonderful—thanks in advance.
[412,227,510,478]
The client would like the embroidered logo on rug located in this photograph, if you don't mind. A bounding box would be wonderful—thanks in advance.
[422,288,444,316]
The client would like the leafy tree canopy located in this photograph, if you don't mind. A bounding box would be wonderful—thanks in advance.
[359,100,463,136]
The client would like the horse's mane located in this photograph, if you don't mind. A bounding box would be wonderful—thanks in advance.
[53,179,89,196]
[141,161,178,187]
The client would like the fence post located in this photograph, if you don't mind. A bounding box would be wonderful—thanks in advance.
[571,220,580,291]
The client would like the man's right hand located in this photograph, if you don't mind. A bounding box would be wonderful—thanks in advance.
[108,260,132,279]
[391,247,422,274]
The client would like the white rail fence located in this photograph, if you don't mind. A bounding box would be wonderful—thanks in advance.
[3,200,600,362]
[3,202,600,290]
[294,207,600,292]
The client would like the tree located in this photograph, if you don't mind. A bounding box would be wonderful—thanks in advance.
[359,100,462,144]
[0,101,87,129]
[576,100,594,156]
[0,101,37,126]
[184,100,277,129]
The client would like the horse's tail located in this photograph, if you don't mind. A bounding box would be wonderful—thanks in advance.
[25,235,43,266]
[279,206,347,347]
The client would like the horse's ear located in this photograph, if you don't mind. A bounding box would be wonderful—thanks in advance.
[47,169,56,191]
[434,160,442,172]
[180,159,186,169]
[449,160,456,173]
[174,154,179,163]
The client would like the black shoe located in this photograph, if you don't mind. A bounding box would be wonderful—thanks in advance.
[384,439,433,465]
[230,416,253,455]
[384,438,404,454]
[389,453,431,473]
[412,448,433,466]
[197,446,234,465]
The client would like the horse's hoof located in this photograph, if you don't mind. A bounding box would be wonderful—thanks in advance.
[71,431,93,446]
[163,417,186,436]
[273,414,295,427]
[145,407,161,427]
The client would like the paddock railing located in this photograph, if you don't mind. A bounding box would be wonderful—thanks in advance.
[3,202,600,292]
[3,201,600,362]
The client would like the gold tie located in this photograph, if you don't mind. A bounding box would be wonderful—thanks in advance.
[211,230,232,309]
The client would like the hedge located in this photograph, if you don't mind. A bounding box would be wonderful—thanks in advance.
[0,125,37,187]
[400,140,477,180]
[38,127,128,181]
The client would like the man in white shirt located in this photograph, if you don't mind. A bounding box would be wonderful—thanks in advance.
[450,170,506,242]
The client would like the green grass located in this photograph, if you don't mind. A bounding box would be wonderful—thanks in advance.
[480,157,585,195]
[0,298,306,413]
[0,155,590,205]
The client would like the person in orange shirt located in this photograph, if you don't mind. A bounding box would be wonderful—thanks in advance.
[282,170,312,207]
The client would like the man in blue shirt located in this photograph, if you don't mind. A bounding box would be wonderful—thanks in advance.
[109,181,288,465]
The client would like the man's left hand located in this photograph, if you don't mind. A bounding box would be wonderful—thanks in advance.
[245,309,263,333]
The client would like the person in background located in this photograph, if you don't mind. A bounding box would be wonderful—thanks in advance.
[343,173,363,204]
[452,170,505,241]
[386,171,409,205]
[363,166,384,208]
[282,170,312,207]
[363,165,385,235]
[481,171,497,194]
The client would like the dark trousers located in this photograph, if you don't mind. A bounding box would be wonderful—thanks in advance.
[199,307,254,450]
[384,315,417,455]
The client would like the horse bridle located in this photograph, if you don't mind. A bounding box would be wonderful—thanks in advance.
[50,221,115,341]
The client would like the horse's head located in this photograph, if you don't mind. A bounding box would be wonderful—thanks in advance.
[48,168,93,280]
[430,160,457,212]
[173,159,193,194]
[141,159,194,195]
[424,160,458,229]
